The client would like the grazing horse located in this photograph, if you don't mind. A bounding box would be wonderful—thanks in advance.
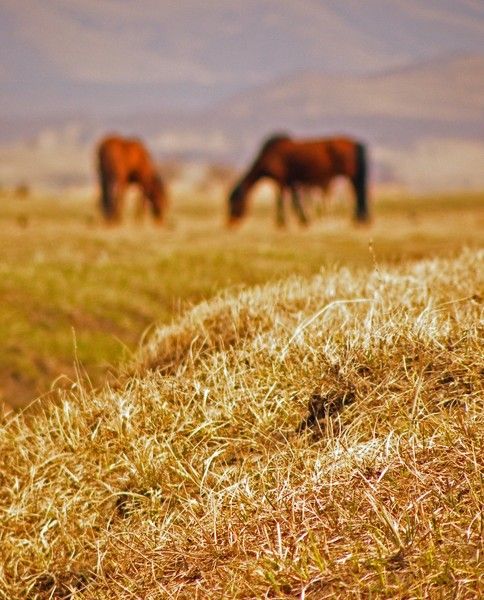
[228,134,369,226]
[97,135,167,223]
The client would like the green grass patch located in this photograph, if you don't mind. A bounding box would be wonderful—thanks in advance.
[0,189,482,408]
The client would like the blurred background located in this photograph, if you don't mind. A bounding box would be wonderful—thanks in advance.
[1,0,483,194]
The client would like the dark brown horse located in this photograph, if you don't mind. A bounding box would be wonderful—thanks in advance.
[228,134,369,226]
[97,135,167,223]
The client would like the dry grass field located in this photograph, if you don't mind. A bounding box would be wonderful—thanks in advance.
[0,189,482,410]
[0,187,483,598]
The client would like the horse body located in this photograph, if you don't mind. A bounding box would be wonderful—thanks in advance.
[228,135,368,226]
[97,135,167,223]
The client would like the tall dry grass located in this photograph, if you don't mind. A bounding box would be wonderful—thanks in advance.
[0,249,482,598]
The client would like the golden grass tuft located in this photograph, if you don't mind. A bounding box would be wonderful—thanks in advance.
[0,249,482,598]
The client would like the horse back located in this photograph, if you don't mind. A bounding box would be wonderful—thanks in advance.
[98,136,155,182]
[277,137,361,183]
[322,137,361,177]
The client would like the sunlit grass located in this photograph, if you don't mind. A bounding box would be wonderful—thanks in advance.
[0,189,482,408]
[0,248,482,598]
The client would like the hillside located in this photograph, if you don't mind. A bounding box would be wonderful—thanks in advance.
[4,55,483,149]
[1,54,483,190]
[205,54,484,146]
[3,2,483,117]
[0,249,482,598]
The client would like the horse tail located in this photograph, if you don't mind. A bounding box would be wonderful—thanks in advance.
[354,141,369,222]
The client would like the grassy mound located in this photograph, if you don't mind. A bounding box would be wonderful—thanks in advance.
[0,249,482,599]
[1,190,483,409]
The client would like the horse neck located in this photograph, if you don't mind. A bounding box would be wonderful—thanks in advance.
[239,162,264,194]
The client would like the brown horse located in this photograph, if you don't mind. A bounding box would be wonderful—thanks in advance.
[228,134,369,226]
[97,135,167,223]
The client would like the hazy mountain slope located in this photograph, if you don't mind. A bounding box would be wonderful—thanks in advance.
[0,55,483,189]
[199,54,484,148]
[227,55,482,120]
[2,1,483,116]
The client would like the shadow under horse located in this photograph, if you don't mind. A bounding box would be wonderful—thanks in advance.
[228,134,369,227]
[97,135,167,224]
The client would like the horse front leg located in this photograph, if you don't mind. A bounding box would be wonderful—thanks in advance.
[316,185,328,219]
[290,186,309,227]
[276,186,286,228]
[104,184,121,223]
[110,182,126,223]
[100,173,115,222]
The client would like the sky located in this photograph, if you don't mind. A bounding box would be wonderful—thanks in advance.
[1,0,484,117]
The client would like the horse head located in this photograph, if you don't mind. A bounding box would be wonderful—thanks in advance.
[147,173,167,222]
[227,182,248,227]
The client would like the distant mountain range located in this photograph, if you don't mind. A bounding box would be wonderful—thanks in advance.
[2,0,484,116]
[1,54,483,190]
[218,53,483,140]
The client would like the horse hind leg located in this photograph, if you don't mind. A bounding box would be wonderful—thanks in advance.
[135,192,147,222]
[353,142,369,222]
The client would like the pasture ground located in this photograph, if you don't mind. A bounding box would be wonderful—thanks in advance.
[0,188,482,410]
[0,244,482,598]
